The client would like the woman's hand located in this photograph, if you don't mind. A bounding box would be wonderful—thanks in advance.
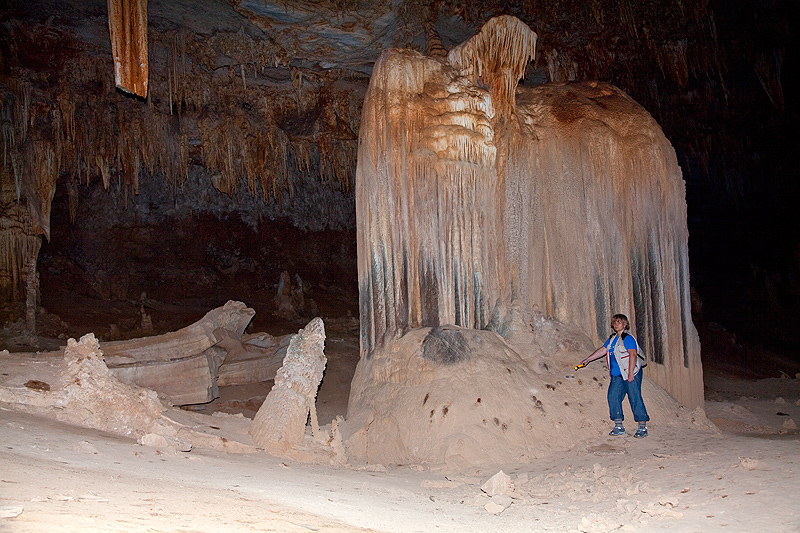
[627,349,638,381]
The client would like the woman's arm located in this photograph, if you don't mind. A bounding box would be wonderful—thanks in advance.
[580,346,608,366]
[624,336,639,382]
[627,348,637,381]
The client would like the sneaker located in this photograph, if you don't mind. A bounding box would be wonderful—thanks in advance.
[609,424,626,436]
[634,427,648,438]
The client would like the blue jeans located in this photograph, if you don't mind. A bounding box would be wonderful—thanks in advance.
[607,371,650,423]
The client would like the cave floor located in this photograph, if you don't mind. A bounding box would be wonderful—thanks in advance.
[2,392,799,532]
[1,293,799,531]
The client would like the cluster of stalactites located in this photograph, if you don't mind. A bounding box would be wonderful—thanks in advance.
[107,0,149,98]
[198,116,357,201]
[1,84,58,239]
[0,193,41,302]
[447,15,537,120]
[0,22,362,225]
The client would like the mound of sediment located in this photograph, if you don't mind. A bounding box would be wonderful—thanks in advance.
[343,315,713,470]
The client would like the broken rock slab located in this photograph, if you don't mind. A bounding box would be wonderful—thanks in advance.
[102,300,255,405]
[217,333,291,387]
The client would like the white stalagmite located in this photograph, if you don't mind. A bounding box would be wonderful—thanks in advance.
[249,317,327,455]
[354,16,702,410]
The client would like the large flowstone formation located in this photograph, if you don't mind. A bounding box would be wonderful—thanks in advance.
[354,16,701,411]
[508,82,701,407]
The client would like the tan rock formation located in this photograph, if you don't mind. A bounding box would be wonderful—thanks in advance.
[355,16,702,408]
[250,317,327,455]
[343,323,698,468]
[103,300,256,405]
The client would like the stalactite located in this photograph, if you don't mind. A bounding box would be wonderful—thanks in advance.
[96,155,111,190]
[0,166,41,304]
[1,121,13,173]
[165,31,188,115]
[57,88,76,166]
[107,0,149,97]
[618,0,640,40]
[17,82,31,145]
[317,136,357,191]
[19,138,58,240]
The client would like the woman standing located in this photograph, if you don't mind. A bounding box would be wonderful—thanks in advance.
[579,314,649,437]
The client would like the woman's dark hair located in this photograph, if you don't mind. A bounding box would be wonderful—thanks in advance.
[611,313,629,331]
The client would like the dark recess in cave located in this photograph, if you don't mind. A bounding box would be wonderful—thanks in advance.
[35,179,358,342]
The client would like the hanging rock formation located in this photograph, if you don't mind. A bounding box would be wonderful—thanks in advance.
[354,16,701,409]
[107,0,149,97]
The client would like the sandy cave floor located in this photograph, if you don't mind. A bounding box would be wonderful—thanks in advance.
[1,394,799,532]
[2,329,800,532]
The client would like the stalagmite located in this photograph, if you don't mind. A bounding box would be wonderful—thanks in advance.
[424,20,448,59]
[249,317,326,455]
[61,333,165,438]
[23,243,40,334]
[354,15,702,415]
[107,0,149,97]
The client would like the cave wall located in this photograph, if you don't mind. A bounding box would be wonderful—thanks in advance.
[38,177,358,337]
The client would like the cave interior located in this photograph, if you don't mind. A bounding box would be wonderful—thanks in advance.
[1,0,798,403]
